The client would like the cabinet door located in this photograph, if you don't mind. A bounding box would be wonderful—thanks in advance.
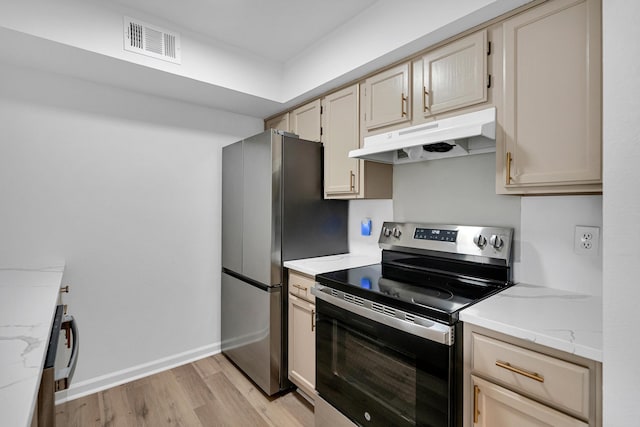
[421,30,488,116]
[501,0,601,189]
[265,112,290,132]
[291,100,321,142]
[322,84,360,196]
[472,376,587,427]
[288,294,316,399]
[363,63,410,130]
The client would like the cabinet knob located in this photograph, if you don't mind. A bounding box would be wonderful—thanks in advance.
[60,285,69,293]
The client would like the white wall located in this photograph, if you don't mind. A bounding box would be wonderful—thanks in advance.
[0,62,262,399]
[517,196,602,295]
[602,0,640,424]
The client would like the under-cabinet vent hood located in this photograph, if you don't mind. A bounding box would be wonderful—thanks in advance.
[349,107,496,164]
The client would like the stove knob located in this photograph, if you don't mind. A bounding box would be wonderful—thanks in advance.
[392,227,402,238]
[473,234,487,248]
[490,234,504,249]
[382,226,392,237]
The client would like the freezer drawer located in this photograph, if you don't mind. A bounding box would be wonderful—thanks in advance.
[221,271,283,395]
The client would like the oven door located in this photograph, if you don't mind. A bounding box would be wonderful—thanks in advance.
[315,297,460,427]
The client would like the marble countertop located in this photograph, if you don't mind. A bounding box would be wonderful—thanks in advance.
[460,283,602,362]
[0,266,65,427]
[284,252,381,276]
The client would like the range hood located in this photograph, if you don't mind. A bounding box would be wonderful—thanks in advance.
[349,107,496,164]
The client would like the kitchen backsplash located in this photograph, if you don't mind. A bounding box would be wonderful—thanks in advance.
[391,153,603,296]
[348,199,393,256]
[517,195,603,296]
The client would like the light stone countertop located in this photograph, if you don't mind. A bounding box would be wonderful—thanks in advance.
[284,252,381,277]
[460,283,602,362]
[0,266,65,427]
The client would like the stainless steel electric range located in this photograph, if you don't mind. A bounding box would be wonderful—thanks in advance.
[312,222,514,427]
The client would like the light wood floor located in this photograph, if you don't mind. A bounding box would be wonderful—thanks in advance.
[55,353,314,427]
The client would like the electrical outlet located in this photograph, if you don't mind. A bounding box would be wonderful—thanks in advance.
[574,226,600,255]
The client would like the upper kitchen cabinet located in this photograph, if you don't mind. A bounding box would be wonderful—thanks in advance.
[497,0,602,194]
[362,62,411,131]
[291,99,322,142]
[322,84,392,199]
[415,30,489,120]
[323,85,360,197]
[265,112,290,133]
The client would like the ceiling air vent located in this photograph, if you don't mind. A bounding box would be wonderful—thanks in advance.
[124,16,181,64]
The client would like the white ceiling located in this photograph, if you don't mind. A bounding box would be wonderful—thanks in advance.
[108,0,378,62]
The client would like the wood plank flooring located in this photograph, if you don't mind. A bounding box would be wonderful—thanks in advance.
[55,353,314,427]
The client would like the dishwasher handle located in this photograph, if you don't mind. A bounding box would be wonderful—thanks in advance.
[55,314,79,391]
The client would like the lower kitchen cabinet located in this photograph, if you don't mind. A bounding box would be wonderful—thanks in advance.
[472,376,587,427]
[464,324,602,427]
[287,270,316,400]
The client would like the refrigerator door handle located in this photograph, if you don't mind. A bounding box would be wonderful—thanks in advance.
[222,268,281,292]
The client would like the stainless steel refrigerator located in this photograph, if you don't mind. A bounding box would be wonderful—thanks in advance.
[221,129,348,395]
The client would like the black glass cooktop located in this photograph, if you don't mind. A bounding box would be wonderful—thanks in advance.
[315,263,510,324]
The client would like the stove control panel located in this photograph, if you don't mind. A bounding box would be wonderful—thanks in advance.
[379,222,513,266]
[414,227,457,242]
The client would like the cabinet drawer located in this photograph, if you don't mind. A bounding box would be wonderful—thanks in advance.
[472,375,588,427]
[289,271,315,303]
[472,333,589,419]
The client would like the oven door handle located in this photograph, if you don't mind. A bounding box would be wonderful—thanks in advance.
[312,284,454,346]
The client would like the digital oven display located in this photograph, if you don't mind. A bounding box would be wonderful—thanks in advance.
[414,228,458,242]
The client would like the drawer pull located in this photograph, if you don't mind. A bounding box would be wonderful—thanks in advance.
[496,360,544,383]
[292,284,307,293]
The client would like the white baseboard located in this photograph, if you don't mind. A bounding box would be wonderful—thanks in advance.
[55,342,221,404]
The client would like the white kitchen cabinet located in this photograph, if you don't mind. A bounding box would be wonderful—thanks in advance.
[464,324,602,427]
[362,62,411,131]
[497,0,602,194]
[287,270,316,400]
[417,30,488,118]
[291,99,321,142]
[265,112,290,133]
